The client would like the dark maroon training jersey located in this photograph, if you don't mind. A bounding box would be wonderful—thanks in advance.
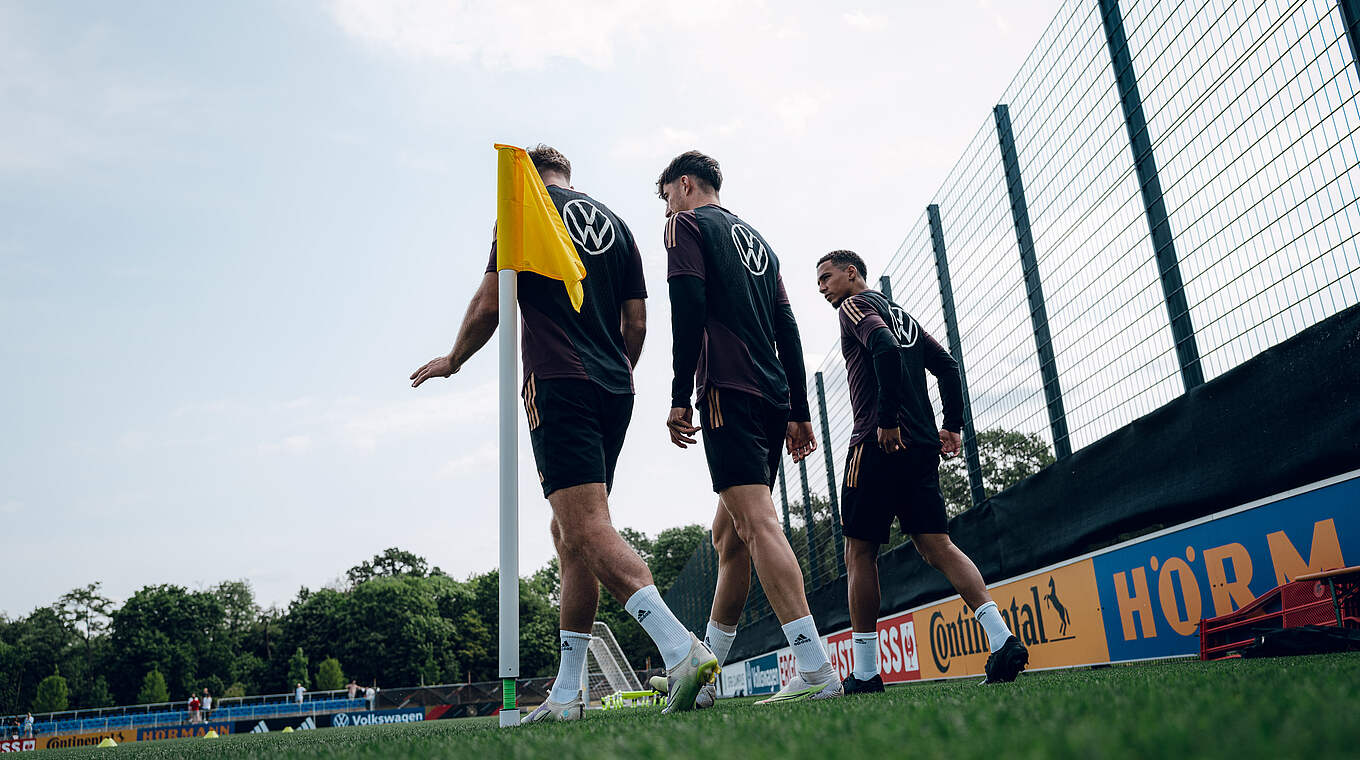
[839,290,963,448]
[486,185,646,395]
[665,205,809,416]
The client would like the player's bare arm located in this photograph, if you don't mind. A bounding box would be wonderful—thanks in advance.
[621,298,646,367]
[411,271,498,388]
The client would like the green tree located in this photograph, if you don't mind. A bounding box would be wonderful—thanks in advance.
[107,585,228,702]
[316,658,345,691]
[650,525,707,595]
[85,676,114,709]
[286,648,310,689]
[32,668,68,713]
[136,667,169,705]
[346,548,442,588]
[939,428,1056,516]
[53,582,113,704]
[224,682,247,698]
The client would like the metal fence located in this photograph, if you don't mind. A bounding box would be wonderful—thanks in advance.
[666,0,1360,632]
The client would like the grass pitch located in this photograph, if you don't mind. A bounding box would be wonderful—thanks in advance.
[45,653,1360,759]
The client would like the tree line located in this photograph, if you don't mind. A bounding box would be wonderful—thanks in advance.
[0,525,705,716]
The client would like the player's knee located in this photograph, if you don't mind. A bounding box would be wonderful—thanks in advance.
[713,529,748,561]
[729,512,778,547]
[914,537,950,568]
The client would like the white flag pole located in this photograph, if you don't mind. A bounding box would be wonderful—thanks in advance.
[497,266,521,728]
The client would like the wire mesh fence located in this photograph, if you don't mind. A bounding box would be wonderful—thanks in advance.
[664,0,1360,633]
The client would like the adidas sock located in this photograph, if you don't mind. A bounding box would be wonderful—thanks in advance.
[624,585,693,670]
[974,601,1013,652]
[781,614,830,673]
[851,631,879,680]
[548,630,592,703]
[704,620,737,666]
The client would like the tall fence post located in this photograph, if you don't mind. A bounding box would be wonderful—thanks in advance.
[1341,1,1360,82]
[777,460,793,542]
[878,275,894,301]
[815,372,846,575]
[1100,0,1203,391]
[798,458,821,585]
[994,103,1072,458]
[928,204,987,507]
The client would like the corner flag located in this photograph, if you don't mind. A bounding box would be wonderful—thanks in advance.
[494,143,586,311]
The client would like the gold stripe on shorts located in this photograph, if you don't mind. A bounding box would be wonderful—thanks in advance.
[846,443,863,488]
[709,388,724,428]
[524,373,540,431]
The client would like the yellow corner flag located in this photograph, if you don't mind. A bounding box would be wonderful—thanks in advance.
[494,144,586,312]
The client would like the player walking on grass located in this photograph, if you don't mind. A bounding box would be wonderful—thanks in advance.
[411,145,717,721]
[815,250,1028,692]
[658,151,842,707]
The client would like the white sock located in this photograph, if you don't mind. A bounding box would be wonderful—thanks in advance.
[781,614,830,673]
[548,630,591,703]
[704,620,737,666]
[974,601,1013,652]
[851,631,879,680]
[625,585,693,670]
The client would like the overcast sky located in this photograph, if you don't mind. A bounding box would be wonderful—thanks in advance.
[0,0,1064,616]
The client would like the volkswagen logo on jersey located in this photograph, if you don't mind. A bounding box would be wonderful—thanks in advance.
[561,198,615,255]
[730,223,769,275]
[890,305,919,347]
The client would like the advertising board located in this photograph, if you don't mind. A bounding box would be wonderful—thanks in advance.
[827,610,921,683]
[0,740,34,753]
[743,653,781,695]
[327,708,425,727]
[136,722,233,741]
[40,729,137,749]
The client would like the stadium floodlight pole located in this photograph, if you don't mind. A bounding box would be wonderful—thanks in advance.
[497,267,521,728]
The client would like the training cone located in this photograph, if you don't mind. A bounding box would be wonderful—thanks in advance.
[282,726,294,733]
[204,729,219,739]
[98,737,117,747]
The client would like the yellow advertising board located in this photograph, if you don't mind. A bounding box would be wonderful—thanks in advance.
[40,729,138,749]
[916,558,1110,679]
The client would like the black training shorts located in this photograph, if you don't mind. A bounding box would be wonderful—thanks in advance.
[840,442,949,543]
[698,387,788,493]
[524,375,633,498]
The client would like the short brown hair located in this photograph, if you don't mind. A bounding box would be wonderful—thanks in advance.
[817,250,868,279]
[528,144,571,182]
[657,150,722,198]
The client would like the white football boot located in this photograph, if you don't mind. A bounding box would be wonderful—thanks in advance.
[754,663,843,704]
[523,690,584,723]
[659,634,720,714]
[649,675,717,709]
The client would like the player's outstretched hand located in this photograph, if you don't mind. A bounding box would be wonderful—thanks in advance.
[667,406,699,448]
[786,421,817,462]
[878,426,904,453]
[939,428,961,458]
[411,354,457,388]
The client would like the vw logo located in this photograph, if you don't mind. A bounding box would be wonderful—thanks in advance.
[730,223,768,275]
[333,714,350,727]
[561,199,615,255]
[890,306,918,347]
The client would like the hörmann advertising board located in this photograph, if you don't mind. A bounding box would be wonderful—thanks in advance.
[724,471,1358,685]
[40,729,138,749]
[136,722,234,741]
[1092,473,1357,661]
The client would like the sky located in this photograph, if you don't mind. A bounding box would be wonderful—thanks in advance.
[0,0,1064,617]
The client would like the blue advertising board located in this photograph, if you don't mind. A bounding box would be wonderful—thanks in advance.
[744,653,781,695]
[1092,475,1358,661]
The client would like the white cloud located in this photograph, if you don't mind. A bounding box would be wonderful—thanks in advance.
[843,10,886,30]
[257,435,314,456]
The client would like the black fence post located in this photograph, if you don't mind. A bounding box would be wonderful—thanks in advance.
[798,458,821,585]
[1100,0,1203,391]
[1341,1,1360,83]
[815,372,846,575]
[878,275,894,301]
[994,103,1072,458]
[928,204,987,507]
[777,460,792,542]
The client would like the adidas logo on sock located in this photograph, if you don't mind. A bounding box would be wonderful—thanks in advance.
[792,633,812,645]
[561,640,573,651]
[636,609,651,623]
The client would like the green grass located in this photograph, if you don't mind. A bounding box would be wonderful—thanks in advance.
[45,654,1360,759]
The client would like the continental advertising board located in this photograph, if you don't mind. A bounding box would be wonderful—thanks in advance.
[725,471,1358,684]
[40,729,138,749]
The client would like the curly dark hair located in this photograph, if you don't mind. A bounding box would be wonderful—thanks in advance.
[527,144,571,182]
[816,250,868,279]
